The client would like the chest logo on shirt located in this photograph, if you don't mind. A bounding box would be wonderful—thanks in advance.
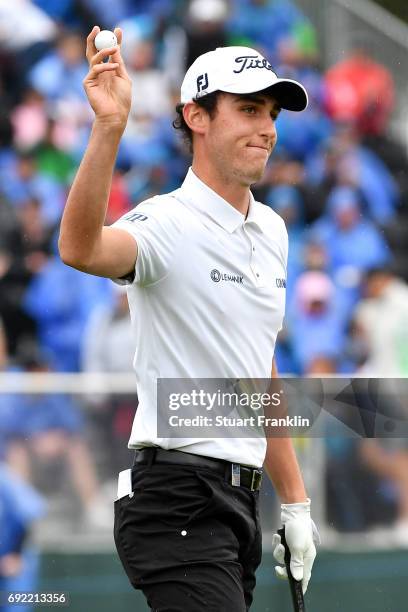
[276,278,286,288]
[211,269,243,284]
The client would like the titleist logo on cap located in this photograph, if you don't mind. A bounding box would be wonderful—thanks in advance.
[233,55,275,74]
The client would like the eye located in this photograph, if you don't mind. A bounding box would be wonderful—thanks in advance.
[242,106,257,114]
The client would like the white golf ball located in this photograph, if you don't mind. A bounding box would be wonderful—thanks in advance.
[94,30,118,51]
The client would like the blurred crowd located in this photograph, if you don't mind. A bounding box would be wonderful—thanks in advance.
[1,0,408,576]
[0,0,407,378]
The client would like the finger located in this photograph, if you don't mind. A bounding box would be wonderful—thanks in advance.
[274,565,288,581]
[302,576,310,595]
[114,27,122,46]
[289,552,304,582]
[85,63,119,82]
[108,28,129,79]
[90,46,120,67]
[86,25,100,63]
[301,546,316,587]
[272,543,285,565]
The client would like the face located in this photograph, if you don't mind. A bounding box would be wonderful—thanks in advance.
[364,273,389,298]
[335,207,359,230]
[199,92,280,186]
[58,34,84,65]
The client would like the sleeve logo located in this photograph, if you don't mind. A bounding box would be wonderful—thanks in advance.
[124,212,148,222]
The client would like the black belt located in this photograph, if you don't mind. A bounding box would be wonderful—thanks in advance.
[133,447,263,492]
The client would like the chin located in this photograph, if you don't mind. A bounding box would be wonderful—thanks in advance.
[242,165,265,185]
[230,157,266,185]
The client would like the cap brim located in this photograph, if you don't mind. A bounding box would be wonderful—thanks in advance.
[262,79,308,111]
[219,77,308,111]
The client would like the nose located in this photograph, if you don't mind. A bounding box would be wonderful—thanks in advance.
[259,113,277,147]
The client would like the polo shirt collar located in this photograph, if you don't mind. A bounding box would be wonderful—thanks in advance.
[179,168,263,233]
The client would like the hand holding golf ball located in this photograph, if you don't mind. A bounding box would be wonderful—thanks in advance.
[83,26,132,125]
[94,30,118,51]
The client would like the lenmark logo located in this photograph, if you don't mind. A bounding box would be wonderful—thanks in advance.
[276,278,286,288]
[211,269,243,284]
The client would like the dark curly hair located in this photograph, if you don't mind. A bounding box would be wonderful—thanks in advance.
[172,91,221,153]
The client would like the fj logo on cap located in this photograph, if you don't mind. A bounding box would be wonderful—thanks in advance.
[197,73,209,94]
[233,55,274,74]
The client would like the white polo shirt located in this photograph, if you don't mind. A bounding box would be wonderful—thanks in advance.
[112,168,288,467]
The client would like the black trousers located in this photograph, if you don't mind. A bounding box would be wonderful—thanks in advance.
[114,452,262,611]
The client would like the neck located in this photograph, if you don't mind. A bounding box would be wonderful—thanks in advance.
[191,162,251,216]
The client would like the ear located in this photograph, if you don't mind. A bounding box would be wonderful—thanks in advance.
[183,102,208,136]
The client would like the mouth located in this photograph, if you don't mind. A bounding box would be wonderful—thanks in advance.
[247,145,270,154]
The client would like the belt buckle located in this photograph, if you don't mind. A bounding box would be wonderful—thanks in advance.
[250,469,263,491]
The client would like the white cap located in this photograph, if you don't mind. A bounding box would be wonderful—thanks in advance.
[180,46,308,111]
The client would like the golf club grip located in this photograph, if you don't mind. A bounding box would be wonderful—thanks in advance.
[277,527,306,612]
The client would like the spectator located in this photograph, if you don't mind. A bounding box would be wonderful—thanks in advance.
[11,89,48,150]
[82,285,136,473]
[0,0,57,99]
[28,30,88,105]
[3,346,112,529]
[16,197,54,274]
[359,438,408,544]
[0,201,40,357]
[82,285,133,374]
[0,462,47,612]
[31,118,77,185]
[1,151,66,229]
[23,251,112,372]
[311,186,391,275]
[306,125,398,225]
[288,271,347,373]
[354,268,408,376]
[324,37,395,137]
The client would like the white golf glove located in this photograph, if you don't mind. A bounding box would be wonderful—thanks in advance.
[272,498,320,594]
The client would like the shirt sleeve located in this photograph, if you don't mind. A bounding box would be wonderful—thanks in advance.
[111,197,185,287]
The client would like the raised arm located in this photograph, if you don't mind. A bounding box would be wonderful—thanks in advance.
[58,26,137,279]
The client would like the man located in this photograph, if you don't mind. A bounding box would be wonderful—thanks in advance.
[59,26,319,611]
[354,267,408,376]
